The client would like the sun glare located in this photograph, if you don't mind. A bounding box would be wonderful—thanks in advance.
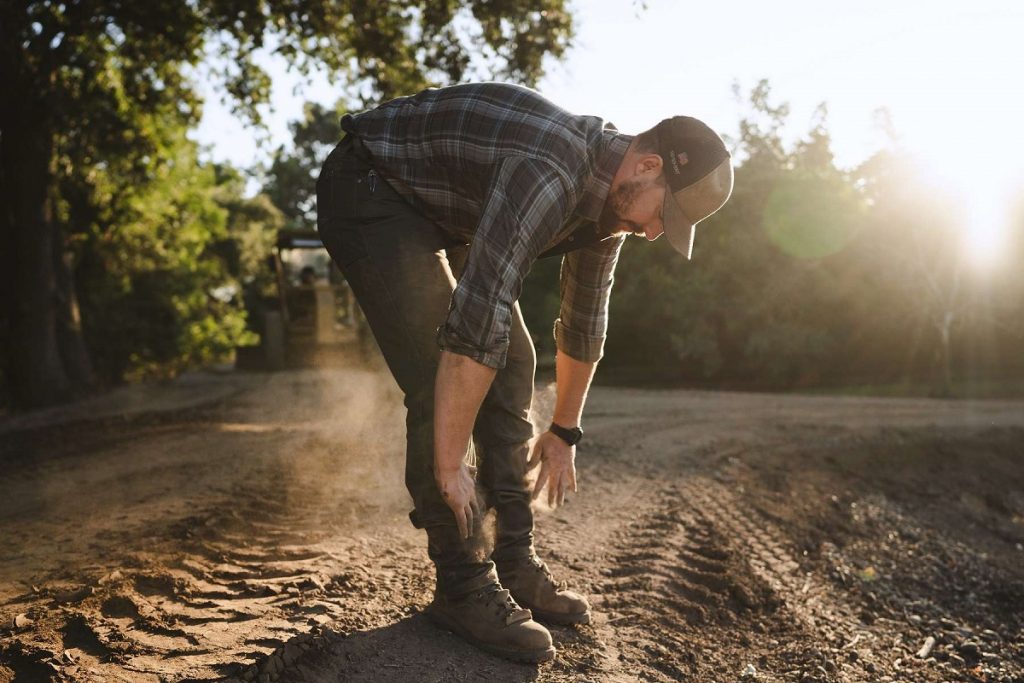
[962,192,1007,268]
[909,132,1019,272]
[853,7,1024,271]
[955,164,1018,271]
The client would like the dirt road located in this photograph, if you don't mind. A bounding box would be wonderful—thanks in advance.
[1,363,1022,682]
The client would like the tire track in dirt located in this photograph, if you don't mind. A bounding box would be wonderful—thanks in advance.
[588,475,893,682]
[678,475,892,680]
[0,367,423,681]
[0,478,422,681]
[95,494,408,679]
[590,483,773,681]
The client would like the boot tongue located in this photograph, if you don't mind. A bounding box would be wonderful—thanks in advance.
[482,585,531,625]
[505,607,533,626]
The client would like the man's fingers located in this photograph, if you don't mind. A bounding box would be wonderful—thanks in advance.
[548,472,558,507]
[469,497,482,529]
[455,507,469,540]
[569,465,578,493]
[532,462,549,500]
[526,444,543,471]
[465,504,474,539]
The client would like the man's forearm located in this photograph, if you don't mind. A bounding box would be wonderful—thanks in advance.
[552,350,597,427]
[434,350,498,475]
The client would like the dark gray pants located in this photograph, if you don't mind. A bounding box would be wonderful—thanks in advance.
[315,137,537,595]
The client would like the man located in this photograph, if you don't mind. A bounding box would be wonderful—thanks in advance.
[315,82,732,663]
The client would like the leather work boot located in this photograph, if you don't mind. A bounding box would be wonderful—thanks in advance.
[426,582,556,663]
[497,555,591,625]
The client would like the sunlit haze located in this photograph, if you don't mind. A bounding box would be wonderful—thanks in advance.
[193,0,1024,262]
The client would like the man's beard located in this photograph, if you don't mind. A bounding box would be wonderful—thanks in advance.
[598,176,646,235]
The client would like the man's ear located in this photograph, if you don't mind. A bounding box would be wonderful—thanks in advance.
[635,153,663,178]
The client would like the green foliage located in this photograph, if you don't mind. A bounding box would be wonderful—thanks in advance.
[264,102,345,231]
[602,80,1024,392]
[74,123,257,381]
[213,166,283,293]
[2,0,573,405]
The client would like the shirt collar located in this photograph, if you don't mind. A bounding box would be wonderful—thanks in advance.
[574,128,633,223]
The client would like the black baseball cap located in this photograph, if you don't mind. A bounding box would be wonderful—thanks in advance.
[655,116,734,259]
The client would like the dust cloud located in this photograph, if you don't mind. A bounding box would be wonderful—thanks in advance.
[526,381,558,513]
[245,360,412,528]
[233,349,563,552]
[466,380,557,553]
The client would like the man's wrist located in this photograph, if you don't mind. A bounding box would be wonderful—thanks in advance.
[549,422,583,446]
[434,458,464,477]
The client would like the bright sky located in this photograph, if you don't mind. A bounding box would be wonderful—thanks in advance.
[192,0,1024,260]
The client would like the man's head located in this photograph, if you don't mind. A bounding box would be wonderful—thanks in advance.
[602,116,733,259]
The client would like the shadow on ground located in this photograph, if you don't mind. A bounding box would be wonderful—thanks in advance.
[226,613,550,683]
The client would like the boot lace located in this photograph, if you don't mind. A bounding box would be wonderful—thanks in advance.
[475,583,530,624]
[526,556,565,591]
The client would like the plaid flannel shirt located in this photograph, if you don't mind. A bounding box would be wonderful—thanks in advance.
[340,82,630,369]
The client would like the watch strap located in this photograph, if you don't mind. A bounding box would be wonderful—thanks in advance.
[549,422,583,446]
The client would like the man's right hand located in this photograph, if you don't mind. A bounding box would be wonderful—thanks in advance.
[435,463,480,539]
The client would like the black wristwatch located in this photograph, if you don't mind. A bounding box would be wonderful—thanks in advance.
[549,422,583,446]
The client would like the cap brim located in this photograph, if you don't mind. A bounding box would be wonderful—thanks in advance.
[662,192,696,259]
[662,159,735,260]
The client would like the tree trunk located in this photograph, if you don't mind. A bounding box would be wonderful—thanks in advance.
[55,239,95,391]
[937,311,954,397]
[1,107,72,407]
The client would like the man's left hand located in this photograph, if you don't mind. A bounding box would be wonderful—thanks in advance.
[528,430,578,507]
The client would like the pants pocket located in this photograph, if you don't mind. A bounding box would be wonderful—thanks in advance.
[358,171,412,219]
[315,164,362,223]
[318,214,367,270]
[316,160,370,269]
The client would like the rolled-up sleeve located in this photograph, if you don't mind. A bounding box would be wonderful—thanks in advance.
[553,234,625,363]
[437,156,571,369]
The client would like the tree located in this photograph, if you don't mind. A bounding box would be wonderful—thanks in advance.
[72,126,269,382]
[0,0,573,408]
[847,147,1024,395]
[605,81,870,388]
[604,81,1022,394]
[264,102,346,232]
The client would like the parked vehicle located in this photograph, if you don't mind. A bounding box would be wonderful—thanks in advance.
[236,229,368,369]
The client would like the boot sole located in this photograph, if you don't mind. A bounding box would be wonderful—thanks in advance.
[529,608,592,626]
[425,608,556,664]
